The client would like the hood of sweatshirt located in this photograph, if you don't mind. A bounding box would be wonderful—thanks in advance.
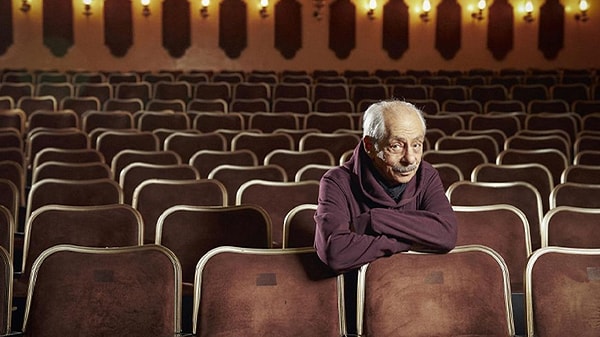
[343,140,427,209]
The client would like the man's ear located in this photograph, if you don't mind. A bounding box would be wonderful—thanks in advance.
[363,136,375,156]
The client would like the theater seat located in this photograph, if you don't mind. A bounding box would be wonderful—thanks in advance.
[357,245,514,336]
[525,247,600,337]
[193,246,343,336]
[22,244,181,336]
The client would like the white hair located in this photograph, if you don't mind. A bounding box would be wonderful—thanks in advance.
[362,100,427,144]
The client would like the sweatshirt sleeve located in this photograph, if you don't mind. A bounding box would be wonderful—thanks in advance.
[314,174,411,273]
[368,170,457,252]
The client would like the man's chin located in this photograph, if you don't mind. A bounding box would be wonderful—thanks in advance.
[393,172,416,184]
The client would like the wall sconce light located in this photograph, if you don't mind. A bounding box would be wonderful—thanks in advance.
[141,0,151,17]
[523,0,534,22]
[259,0,268,18]
[83,0,92,16]
[575,0,589,22]
[471,0,486,21]
[420,0,431,22]
[367,0,376,20]
[200,0,209,18]
[20,0,31,12]
[313,0,326,20]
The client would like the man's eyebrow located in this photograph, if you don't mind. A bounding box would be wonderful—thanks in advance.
[388,135,424,143]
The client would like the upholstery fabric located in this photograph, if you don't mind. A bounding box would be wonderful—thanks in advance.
[24,245,179,337]
[196,248,340,337]
[360,246,512,336]
[528,249,600,337]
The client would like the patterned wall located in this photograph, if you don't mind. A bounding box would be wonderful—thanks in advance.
[0,0,570,60]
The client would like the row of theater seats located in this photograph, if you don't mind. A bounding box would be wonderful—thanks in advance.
[0,224,598,336]
[2,67,600,116]
[2,78,600,117]
[1,67,598,85]
[1,187,600,333]
[3,107,599,164]
[2,98,599,137]
[1,107,598,201]
[0,189,596,337]
[0,240,596,336]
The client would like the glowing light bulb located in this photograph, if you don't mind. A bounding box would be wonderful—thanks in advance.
[477,0,486,10]
[423,0,431,12]
[369,0,377,10]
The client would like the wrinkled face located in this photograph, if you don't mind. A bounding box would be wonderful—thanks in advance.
[365,109,425,185]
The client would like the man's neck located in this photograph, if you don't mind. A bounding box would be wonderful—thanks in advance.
[369,162,406,201]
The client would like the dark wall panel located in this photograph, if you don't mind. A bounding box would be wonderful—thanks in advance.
[275,0,302,59]
[487,0,514,60]
[382,0,410,60]
[0,0,13,56]
[219,0,247,59]
[538,0,564,60]
[43,0,74,57]
[435,0,461,60]
[329,0,356,59]
[163,0,191,58]
[104,0,133,57]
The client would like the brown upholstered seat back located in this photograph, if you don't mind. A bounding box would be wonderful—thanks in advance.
[358,245,514,336]
[23,244,181,336]
[193,247,343,337]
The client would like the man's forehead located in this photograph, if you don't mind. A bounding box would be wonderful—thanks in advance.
[387,133,425,142]
[383,110,425,135]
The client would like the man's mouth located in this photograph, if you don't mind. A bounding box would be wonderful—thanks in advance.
[393,164,417,175]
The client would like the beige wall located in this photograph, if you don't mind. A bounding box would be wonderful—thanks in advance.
[2,0,598,73]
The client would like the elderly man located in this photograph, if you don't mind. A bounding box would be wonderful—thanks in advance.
[315,99,457,273]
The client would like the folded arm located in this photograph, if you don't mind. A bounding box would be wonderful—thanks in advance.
[314,174,457,274]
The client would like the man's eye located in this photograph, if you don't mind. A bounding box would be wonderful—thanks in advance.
[387,144,404,153]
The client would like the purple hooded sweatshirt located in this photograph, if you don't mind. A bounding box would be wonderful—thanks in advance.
[314,141,458,273]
